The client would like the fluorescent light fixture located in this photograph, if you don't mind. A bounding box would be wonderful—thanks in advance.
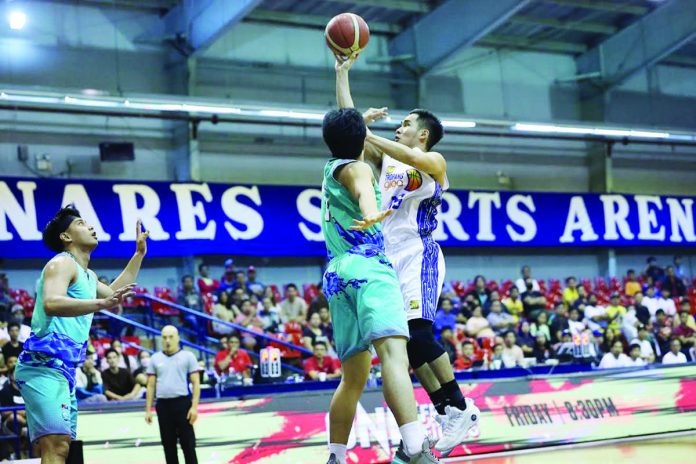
[257,109,325,120]
[1,93,61,104]
[441,120,476,128]
[181,104,241,114]
[64,96,120,108]
[8,11,26,30]
[513,123,670,139]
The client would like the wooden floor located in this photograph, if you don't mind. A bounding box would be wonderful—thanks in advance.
[444,432,696,464]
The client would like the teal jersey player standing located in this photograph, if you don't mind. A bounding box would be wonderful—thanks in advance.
[15,206,148,463]
[321,108,438,464]
[321,158,408,361]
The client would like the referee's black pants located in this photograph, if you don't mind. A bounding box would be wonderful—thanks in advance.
[155,396,198,464]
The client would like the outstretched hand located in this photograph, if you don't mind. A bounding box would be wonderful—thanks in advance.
[363,107,388,125]
[350,209,393,231]
[335,51,359,72]
[100,283,136,309]
[135,219,149,255]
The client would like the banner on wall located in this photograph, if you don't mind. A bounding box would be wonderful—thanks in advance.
[1,176,695,258]
[76,365,696,463]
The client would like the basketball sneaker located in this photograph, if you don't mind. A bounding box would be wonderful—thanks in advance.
[434,398,480,457]
[391,438,439,463]
[326,453,338,464]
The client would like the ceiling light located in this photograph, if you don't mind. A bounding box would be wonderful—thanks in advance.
[8,11,26,30]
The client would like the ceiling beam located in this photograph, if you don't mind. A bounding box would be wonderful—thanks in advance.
[510,14,617,35]
[153,0,262,54]
[320,0,430,13]
[538,0,649,15]
[246,9,401,34]
[390,0,532,75]
[576,0,696,88]
[479,34,587,53]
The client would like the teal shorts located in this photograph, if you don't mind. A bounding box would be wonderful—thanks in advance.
[323,249,409,361]
[15,356,78,442]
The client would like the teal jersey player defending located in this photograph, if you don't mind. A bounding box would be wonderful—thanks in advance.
[15,206,148,463]
[321,108,438,464]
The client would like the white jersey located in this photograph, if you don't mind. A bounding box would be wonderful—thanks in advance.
[378,152,449,321]
[379,152,449,249]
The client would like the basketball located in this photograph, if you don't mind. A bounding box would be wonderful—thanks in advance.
[405,169,423,192]
[325,13,370,59]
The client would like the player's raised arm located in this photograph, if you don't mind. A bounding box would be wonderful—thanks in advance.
[104,219,149,298]
[337,161,392,230]
[365,126,447,183]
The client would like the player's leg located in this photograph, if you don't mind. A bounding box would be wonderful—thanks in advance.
[15,360,73,463]
[324,259,372,464]
[37,435,70,464]
[328,350,371,443]
[355,256,436,462]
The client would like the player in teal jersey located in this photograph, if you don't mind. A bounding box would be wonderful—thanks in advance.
[321,108,438,464]
[15,205,148,463]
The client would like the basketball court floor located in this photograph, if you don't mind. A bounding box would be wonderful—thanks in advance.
[444,431,696,464]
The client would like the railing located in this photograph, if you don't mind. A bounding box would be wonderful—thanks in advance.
[0,406,29,459]
[95,294,311,376]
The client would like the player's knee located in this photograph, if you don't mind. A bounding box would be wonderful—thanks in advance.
[407,319,445,369]
[39,435,70,458]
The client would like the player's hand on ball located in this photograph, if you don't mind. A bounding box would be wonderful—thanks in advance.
[363,107,388,125]
[350,209,393,230]
[335,51,359,72]
[100,283,136,309]
[135,219,150,255]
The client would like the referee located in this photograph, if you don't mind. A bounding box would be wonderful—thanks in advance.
[145,325,201,464]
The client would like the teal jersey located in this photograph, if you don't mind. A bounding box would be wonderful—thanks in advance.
[23,252,96,364]
[321,159,385,260]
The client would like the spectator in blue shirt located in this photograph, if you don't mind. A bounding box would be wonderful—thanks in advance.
[487,300,515,335]
[434,298,457,336]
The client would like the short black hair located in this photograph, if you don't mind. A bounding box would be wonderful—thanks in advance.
[627,269,635,274]
[286,283,298,291]
[182,274,193,282]
[7,322,20,331]
[198,263,208,272]
[409,109,443,150]
[313,340,328,350]
[105,348,119,358]
[322,108,366,159]
[42,205,82,252]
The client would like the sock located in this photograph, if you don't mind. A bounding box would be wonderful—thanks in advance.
[399,421,425,457]
[329,443,347,463]
[428,388,447,415]
[442,379,467,411]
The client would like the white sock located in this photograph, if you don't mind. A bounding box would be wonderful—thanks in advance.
[399,421,425,457]
[329,443,347,463]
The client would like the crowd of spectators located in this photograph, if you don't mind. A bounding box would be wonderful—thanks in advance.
[0,255,693,404]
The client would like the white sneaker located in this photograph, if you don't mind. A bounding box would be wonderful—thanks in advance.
[434,398,480,457]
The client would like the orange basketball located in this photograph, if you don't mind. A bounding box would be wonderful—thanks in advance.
[325,13,370,59]
[405,169,423,192]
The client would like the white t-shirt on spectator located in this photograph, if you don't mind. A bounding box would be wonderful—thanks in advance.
[625,357,646,367]
[584,305,606,332]
[0,324,31,344]
[629,338,654,359]
[642,296,660,318]
[662,351,687,365]
[502,345,524,368]
[622,309,639,340]
[515,278,540,293]
[657,297,677,317]
[568,319,586,336]
[598,352,630,369]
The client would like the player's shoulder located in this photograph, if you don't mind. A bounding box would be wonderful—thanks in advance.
[44,253,77,274]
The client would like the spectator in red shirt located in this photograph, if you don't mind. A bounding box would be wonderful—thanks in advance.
[303,341,341,381]
[214,335,252,378]
[673,311,696,352]
[197,263,219,294]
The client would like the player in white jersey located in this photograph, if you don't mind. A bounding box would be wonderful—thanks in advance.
[334,54,479,457]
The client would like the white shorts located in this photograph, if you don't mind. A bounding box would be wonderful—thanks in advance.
[386,238,445,322]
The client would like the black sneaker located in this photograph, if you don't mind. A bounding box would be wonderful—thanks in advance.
[327,453,338,464]
[391,441,411,463]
